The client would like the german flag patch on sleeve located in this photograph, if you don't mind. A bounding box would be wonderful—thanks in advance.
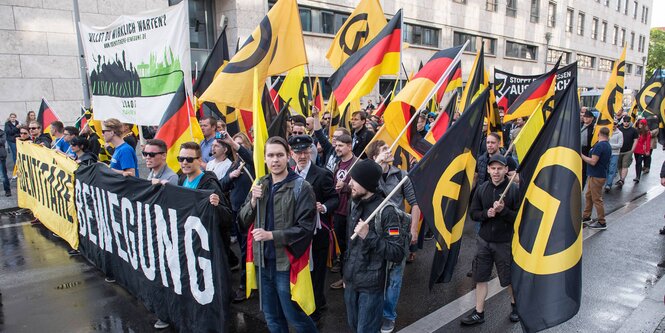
[388,227,399,236]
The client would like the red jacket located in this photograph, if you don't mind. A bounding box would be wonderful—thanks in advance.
[634,120,652,155]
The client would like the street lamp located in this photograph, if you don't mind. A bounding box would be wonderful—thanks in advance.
[544,32,552,71]
[641,56,646,87]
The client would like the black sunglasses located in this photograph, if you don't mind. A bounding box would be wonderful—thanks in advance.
[142,151,165,157]
[29,127,39,130]
[20,132,29,135]
[177,156,198,163]
[292,131,305,135]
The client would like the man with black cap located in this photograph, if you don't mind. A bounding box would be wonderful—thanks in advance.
[344,159,406,333]
[289,134,339,322]
[462,154,520,326]
[580,108,596,188]
[616,115,639,189]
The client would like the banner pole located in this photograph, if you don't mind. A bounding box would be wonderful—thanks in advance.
[350,176,410,240]
[72,0,92,109]
[498,172,517,202]
[257,204,263,311]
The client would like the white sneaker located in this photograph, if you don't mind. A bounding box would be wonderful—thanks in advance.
[154,319,169,329]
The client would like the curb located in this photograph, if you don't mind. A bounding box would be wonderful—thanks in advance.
[616,272,665,333]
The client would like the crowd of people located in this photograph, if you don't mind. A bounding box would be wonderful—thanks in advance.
[5,98,665,333]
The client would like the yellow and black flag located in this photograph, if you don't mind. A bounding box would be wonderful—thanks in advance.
[199,0,307,110]
[512,77,582,333]
[458,45,486,113]
[408,87,489,288]
[635,69,665,124]
[592,47,625,144]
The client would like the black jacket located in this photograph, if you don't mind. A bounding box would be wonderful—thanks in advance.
[313,128,338,171]
[470,177,519,243]
[220,145,254,213]
[343,193,406,292]
[0,130,6,160]
[179,171,234,232]
[4,121,19,143]
[77,152,98,166]
[33,133,52,147]
[351,126,374,157]
[304,163,339,250]
[86,132,101,157]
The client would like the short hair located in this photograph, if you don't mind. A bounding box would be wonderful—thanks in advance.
[103,118,123,136]
[179,141,202,157]
[352,111,368,121]
[18,124,29,132]
[266,136,290,153]
[51,121,64,133]
[64,126,79,136]
[233,132,252,148]
[291,115,306,125]
[487,132,501,142]
[366,140,386,160]
[145,139,168,152]
[215,139,234,160]
[29,120,41,129]
[334,127,351,136]
[200,116,216,126]
[293,122,306,128]
[599,127,610,137]
[336,133,353,145]
[70,136,90,151]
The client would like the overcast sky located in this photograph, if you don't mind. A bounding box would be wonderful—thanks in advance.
[652,1,665,28]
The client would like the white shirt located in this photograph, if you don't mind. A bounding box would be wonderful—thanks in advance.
[206,158,232,180]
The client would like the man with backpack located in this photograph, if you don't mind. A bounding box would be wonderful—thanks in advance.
[343,159,407,333]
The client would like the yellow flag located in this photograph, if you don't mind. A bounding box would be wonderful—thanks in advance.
[513,102,547,162]
[593,46,625,145]
[325,0,386,69]
[253,69,269,180]
[278,65,307,116]
[200,0,307,110]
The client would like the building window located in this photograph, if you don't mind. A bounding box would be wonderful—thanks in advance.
[565,8,574,32]
[625,63,633,74]
[577,12,585,36]
[616,0,621,11]
[169,0,215,50]
[636,65,643,75]
[643,7,648,24]
[300,8,312,32]
[271,4,351,36]
[620,28,626,47]
[547,49,571,65]
[599,58,614,71]
[453,0,467,3]
[624,0,629,14]
[404,23,440,48]
[612,25,618,45]
[507,0,517,17]
[453,31,497,55]
[601,21,607,42]
[641,5,646,23]
[604,0,610,6]
[591,17,598,39]
[633,1,638,19]
[577,54,595,69]
[530,0,540,23]
[547,1,557,27]
[638,35,645,52]
[630,31,635,49]
[505,41,538,60]
[486,0,498,11]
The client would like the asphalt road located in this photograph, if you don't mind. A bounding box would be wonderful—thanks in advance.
[0,149,663,332]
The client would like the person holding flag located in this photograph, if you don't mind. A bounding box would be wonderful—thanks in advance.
[581,127,612,230]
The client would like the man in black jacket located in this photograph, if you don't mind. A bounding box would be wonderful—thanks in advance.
[350,111,374,157]
[28,121,52,147]
[289,135,339,322]
[462,154,520,326]
[344,159,406,333]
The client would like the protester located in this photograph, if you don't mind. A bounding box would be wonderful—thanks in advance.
[69,136,97,166]
[463,154,520,326]
[80,123,101,157]
[17,126,30,142]
[580,109,596,188]
[25,111,36,128]
[216,119,227,133]
[50,121,69,153]
[366,140,420,333]
[344,159,406,333]
[582,127,612,230]
[305,117,315,134]
[238,136,318,332]
[320,111,331,133]
[291,120,317,164]
[0,128,11,197]
[616,116,638,189]
[633,119,651,183]
[329,133,357,290]
[289,134,338,323]
[312,106,350,172]
[4,113,20,163]
[62,126,79,158]
[29,121,52,147]
[143,139,178,185]
[605,122,623,192]
[350,111,374,157]
[199,116,217,166]
[476,132,517,184]
[121,123,138,150]
[207,138,233,180]
[509,117,526,143]
[102,118,138,177]
[416,112,428,138]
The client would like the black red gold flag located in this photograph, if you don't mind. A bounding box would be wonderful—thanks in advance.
[503,59,558,122]
[37,98,60,135]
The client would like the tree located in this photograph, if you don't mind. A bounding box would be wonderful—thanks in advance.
[646,28,665,78]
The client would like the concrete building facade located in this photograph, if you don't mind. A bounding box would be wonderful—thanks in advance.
[0,0,653,122]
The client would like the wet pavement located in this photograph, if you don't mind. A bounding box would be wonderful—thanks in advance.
[0,150,664,332]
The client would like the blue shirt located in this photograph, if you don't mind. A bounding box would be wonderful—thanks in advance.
[200,137,215,163]
[182,172,205,189]
[110,142,138,177]
[53,137,70,153]
[587,140,611,178]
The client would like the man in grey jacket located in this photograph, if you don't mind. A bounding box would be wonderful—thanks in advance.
[605,122,623,192]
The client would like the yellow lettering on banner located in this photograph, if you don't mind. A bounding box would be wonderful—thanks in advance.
[512,147,583,275]
[431,151,475,250]
[16,141,79,248]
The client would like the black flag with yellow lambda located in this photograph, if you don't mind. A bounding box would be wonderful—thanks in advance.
[409,87,489,288]
[512,76,582,333]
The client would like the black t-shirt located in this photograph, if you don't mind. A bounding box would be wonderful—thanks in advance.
[618,126,638,152]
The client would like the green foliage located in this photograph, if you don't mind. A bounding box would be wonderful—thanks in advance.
[646,28,665,78]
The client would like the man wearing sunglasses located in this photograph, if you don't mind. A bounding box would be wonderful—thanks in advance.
[143,139,178,186]
[28,121,52,147]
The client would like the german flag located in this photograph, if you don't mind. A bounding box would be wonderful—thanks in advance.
[328,10,402,115]
[382,45,464,159]
[245,225,258,299]
[409,87,489,287]
[326,0,386,69]
[424,91,457,144]
[193,27,230,100]
[37,98,60,136]
[441,62,462,97]
[200,0,307,110]
[327,93,340,137]
[593,46,625,145]
[503,60,558,122]
[512,76,582,333]
[268,76,285,114]
[312,77,324,112]
[286,247,316,315]
[154,81,204,173]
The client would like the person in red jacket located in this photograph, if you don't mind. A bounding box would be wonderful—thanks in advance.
[633,119,651,183]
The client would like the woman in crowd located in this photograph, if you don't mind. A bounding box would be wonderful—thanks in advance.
[70,136,98,166]
[633,118,651,183]
[24,111,36,128]
[5,113,20,164]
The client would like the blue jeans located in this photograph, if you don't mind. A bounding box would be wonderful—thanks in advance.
[344,282,384,333]
[260,261,317,333]
[605,154,619,187]
[8,141,17,164]
[383,261,405,321]
[0,159,9,193]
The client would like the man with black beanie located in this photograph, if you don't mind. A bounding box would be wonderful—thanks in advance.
[343,159,406,333]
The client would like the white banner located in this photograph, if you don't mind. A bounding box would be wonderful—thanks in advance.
[79,2,191,125]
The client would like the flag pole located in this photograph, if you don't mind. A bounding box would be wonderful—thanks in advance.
[398,11,404,90]
[387,40,470,153]
[498,172,517,202]
[350,175,410,240]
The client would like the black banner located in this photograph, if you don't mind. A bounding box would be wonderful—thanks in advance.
[74,164,231,332]
[494,63,577,111]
